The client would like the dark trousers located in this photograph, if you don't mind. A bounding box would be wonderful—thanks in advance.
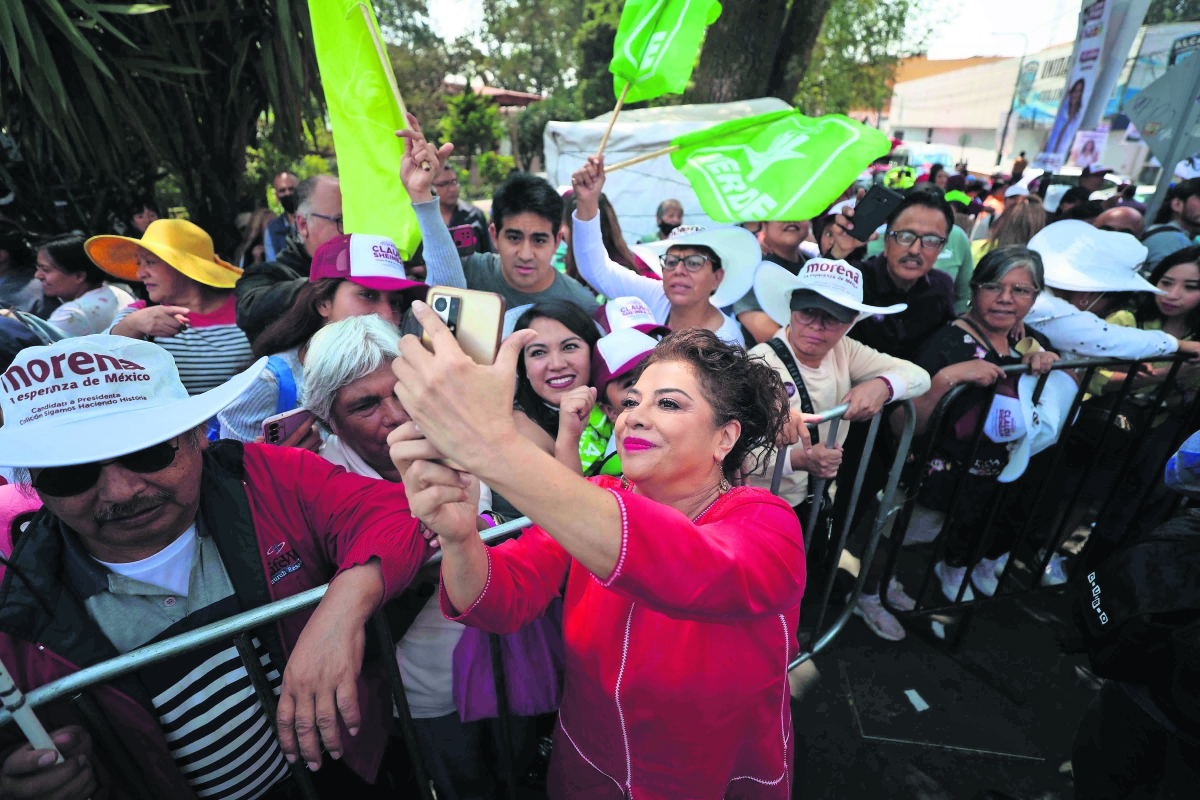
[1072,682,1200,800]
[411,712,533,800]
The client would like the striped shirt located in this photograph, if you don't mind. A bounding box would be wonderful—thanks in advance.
[64,525,289,800]
[108,296,254,395]
[218,348,303,442]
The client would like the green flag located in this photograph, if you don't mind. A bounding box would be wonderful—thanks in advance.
[670,110,892,223]
[309,0,420,258]
[610,0,721,104]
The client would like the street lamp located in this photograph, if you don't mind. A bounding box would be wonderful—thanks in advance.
[995,32,1030,167]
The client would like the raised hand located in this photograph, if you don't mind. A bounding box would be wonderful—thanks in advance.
[570,155,606,221]
[395,112,455,203]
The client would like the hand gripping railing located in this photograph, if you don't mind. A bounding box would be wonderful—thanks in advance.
[878,352,1200,645]
[0,516,531,800]
[779,399,918,670]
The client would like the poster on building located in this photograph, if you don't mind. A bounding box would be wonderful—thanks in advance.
[1069,129,1107,168]
[1033,0,1113,170]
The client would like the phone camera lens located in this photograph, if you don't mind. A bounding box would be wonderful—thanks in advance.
[434,297,448,312]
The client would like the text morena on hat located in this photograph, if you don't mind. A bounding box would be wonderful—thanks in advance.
[85,218,243,289]
[753,258,907,327]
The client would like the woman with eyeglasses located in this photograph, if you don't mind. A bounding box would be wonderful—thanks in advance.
[568,157,758,346]
[907,246,1062,602]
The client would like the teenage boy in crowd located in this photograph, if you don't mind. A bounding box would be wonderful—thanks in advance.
[397,116,599,314]
[236,174,345,343]
[0,336,428,799]
[734,219,814,343]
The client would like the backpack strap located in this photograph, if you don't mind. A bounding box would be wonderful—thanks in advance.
[764,337,821,445]
[266,355,298,415]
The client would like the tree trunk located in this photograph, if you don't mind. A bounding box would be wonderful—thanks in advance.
[684,0,791,104]
[765,0,837,103]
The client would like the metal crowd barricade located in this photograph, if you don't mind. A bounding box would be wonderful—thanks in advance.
[878,353,1200,645]
[0,516,531,800]
[781,399,918,670]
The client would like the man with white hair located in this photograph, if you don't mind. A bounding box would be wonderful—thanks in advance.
[0,336,427,799]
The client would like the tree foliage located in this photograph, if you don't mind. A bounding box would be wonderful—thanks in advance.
[1146,0,1200,23]
[0,0,322,252]
[477,0,587,95]
[794,0,924,115]
[440,85,503,168]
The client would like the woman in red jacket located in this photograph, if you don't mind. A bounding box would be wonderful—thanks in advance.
[390,304,806,799]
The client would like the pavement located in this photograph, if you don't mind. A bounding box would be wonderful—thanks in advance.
[791,582,1098,800]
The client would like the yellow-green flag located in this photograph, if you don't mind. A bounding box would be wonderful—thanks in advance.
[610,0,722,104]
[309,0,420,258]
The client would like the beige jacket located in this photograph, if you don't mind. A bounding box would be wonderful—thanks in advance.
[747,327,931,507]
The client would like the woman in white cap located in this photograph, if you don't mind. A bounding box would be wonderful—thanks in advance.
[570,157,758,346]
[748,257,931,642]
[216,233,438,445]
[90,218,252,396]
[1025,220,1200,362]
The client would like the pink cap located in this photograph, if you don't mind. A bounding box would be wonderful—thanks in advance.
[309,234,426,294]
[594,296,671,338]
[591,328,659,391]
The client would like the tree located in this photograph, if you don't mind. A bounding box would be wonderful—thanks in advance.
[573,0,623,119]
[793,0,922,115]
[0,1,321,253]
[684,1,792,104]
[440,86,503,169]
[477,0,587,95]
[1146,0,1200,23]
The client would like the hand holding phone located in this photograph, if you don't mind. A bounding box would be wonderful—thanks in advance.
[847,184,904,242]
[421,287,506,365]
[449,224,478,254]
[261,408,319,452]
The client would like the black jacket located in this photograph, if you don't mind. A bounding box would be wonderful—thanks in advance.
[235,235,312,344]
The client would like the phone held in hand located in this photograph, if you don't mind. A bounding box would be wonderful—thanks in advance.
[261,408,313,445]
[848,185,905,242]
[449,224,478,254]
[421,287,506,365]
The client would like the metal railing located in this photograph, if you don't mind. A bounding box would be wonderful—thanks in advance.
[878,352,1200,645]
[0,516,531,800]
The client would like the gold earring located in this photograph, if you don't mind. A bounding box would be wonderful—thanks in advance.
[621,476,630,491]
[718,475,731,494]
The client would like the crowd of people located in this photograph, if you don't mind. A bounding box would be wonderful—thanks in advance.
[0,119,1198,800]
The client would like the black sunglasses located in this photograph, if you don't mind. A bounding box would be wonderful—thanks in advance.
[33,440,180,498]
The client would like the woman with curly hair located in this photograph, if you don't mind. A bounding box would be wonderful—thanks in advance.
[389,309,806,799]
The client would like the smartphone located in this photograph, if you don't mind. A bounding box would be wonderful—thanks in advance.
[262,408,313,445]
[848,184,904,242]
[449,224,478,254]
[421,287,506,365]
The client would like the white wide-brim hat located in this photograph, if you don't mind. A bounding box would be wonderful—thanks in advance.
[998,371,1078,483]
[753,259,906,327]
[631,224,762,309]
[0,335,266,468]
[1028,220,1159,294]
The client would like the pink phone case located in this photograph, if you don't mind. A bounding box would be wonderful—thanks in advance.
[262,409,312,445]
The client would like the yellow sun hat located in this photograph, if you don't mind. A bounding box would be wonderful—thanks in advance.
[85,218,243,289]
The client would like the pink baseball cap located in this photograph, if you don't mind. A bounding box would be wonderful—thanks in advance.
[591,327,659,392]
[594,296,671,338]
[309,234,426,294]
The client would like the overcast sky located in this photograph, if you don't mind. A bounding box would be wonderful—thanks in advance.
[426,0,1085,62]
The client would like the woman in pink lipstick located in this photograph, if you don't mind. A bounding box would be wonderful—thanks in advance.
[390,311,805,800]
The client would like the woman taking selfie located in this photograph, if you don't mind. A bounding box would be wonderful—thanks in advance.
[390,312,805,799]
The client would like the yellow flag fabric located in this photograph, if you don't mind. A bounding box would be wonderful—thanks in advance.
[309,0,421,258]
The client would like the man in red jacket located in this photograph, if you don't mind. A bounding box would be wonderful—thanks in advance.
[0,335,427,799]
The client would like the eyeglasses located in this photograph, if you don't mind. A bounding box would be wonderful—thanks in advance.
[975,282,1038,300]
[33,440,180,498]
[793,308,851,330]
[433,178,459,189]
[660,254,712,273]
[1097,225,1138,235]
[309,212,344,234]
[887,230,947,250]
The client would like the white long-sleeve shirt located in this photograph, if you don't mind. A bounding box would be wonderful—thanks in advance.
[572,211,745,346]
[1025,290,1178,362]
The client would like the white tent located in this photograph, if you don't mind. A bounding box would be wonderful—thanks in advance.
[544,98,791,244]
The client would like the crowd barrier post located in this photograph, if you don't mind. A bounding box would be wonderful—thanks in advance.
[788,399,917,670]
[370,612,436,800]
[877,353,1200,648]
[0,517,532,798]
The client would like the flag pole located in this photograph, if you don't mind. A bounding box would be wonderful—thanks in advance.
[596,84,630,158]
[356,4,431,172]
[604,144,680,173]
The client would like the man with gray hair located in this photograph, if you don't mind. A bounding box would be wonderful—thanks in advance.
[236,174,343,343]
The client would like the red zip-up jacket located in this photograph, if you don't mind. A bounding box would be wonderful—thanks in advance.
[443,477,805,799]
[0,442,427,798]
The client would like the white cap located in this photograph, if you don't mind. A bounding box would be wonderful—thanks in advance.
[753,258,907,326]
[591,328,659,389]
[1004,184,1030,198]
[999,372,1078,482]
[598,297,671,337]
[0,335,265,467]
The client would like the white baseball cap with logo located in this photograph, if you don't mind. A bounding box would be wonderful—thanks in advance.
[0,335,265,468]
[753,258,907,327]
[998,371,1077,482]
[597,297,671,338]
